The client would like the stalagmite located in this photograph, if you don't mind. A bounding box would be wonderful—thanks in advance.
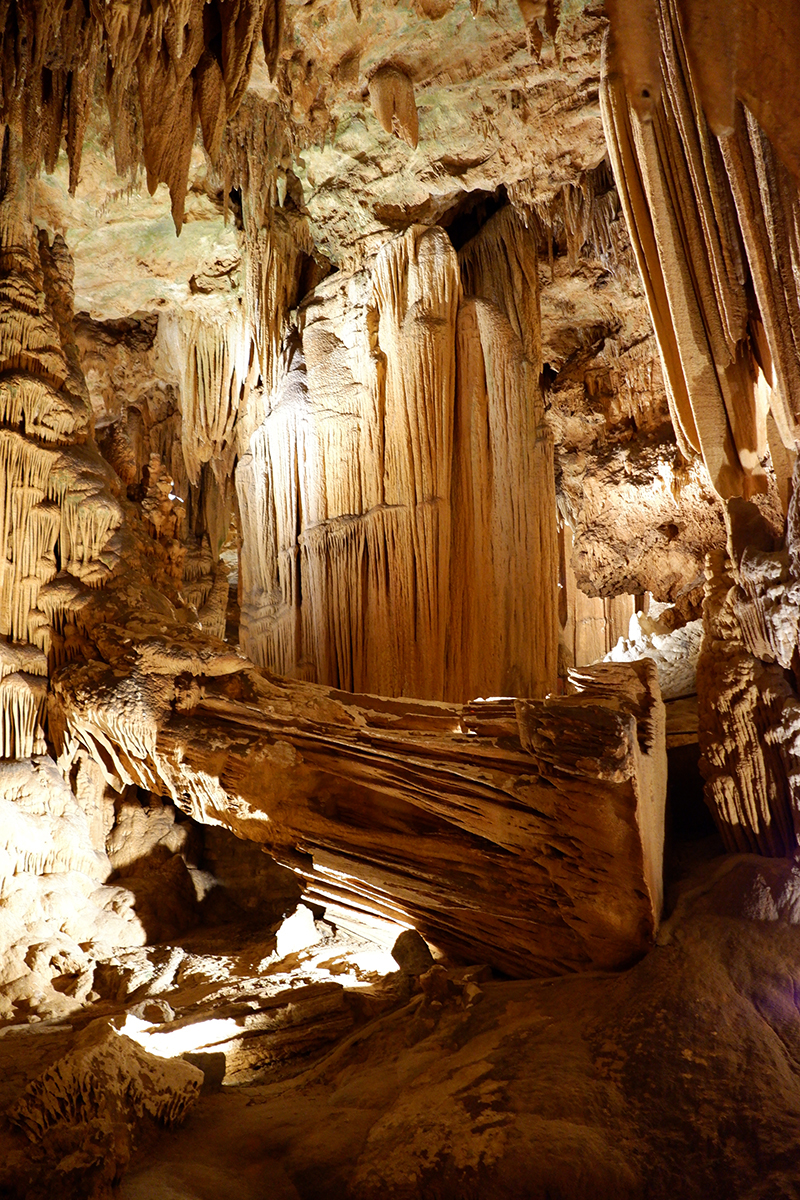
[0,755,108,880]
[558,526,639,673]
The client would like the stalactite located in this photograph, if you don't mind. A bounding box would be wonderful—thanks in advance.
[719,107,800,453]
[368,65,419,150]
[0,374,86,442]
[160,309,251,491]
[181,539,217,614]
[600,0,765,502]
[242,211,313,408]
[672,0,800,183]
[0,1,283,232]
[508,162,634,283]
[0,132,123,759]
[236,343,305,675]
[601,0,800,509]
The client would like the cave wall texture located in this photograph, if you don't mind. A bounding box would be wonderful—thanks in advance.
[2,0,800,1197]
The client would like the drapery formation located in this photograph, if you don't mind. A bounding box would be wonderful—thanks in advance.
[601,0,800,501]
[237,213,558,703]
[0,130,124,757]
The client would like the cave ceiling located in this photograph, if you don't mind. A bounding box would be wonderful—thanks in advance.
[25,0,725,619]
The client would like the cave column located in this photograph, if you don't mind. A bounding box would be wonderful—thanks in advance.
[0,122,122,758]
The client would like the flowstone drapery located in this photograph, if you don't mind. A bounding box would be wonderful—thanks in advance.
[237,214,558,702]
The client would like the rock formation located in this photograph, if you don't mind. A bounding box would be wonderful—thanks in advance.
[0,0,800,1196]
[238,212,557,700]
[50,647,666,976]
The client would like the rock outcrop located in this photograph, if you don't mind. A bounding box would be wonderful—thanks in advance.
[51,644,666,977]
[699,474,800,857]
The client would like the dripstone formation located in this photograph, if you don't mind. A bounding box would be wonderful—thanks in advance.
[1,2,800,1198]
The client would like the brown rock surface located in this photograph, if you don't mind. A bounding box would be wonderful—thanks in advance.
[2,1,800,1196]
[114,854,800,1200]
[51,647,666,977]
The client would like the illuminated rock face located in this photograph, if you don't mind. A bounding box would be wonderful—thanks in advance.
[238,214,558,701]
[2,1,800,1195]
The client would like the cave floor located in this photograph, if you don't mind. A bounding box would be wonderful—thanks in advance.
[115,843,800,1200]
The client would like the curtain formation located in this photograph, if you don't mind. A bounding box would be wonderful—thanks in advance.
[602,0,800,501]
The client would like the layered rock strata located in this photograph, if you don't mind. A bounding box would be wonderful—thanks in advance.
[51,653,666,977]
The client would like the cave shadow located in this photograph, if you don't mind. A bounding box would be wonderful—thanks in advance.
[662,740,724,918]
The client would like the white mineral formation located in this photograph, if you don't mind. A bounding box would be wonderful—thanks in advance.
[606,609,703,700]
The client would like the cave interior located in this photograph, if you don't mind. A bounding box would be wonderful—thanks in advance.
[2,1,800,1197]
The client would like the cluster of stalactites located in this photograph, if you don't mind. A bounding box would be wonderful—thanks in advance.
[507,160,629,280]
[603,0,800,503]
[242,209,314,408]
[0,0,284,231]
[160,309,251,494]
